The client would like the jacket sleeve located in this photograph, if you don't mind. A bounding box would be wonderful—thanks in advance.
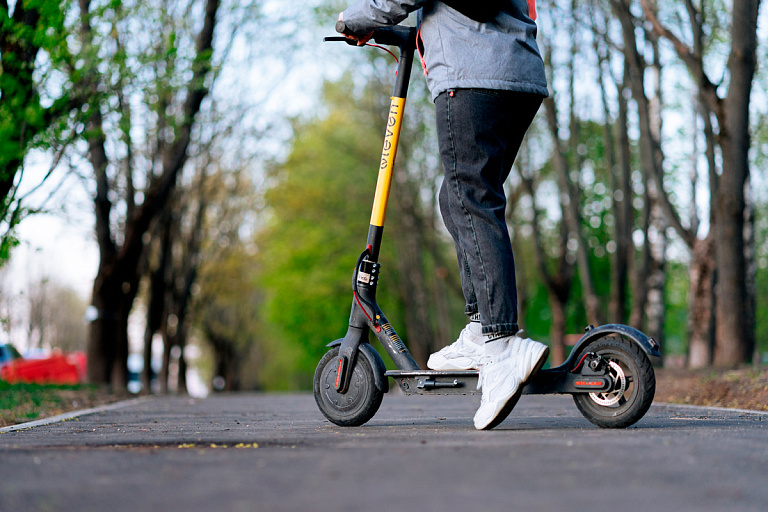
[342,0,429,34]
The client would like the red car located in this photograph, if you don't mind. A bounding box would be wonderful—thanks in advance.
[0,345,86,385]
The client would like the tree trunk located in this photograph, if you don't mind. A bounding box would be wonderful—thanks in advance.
[645,205,667,353]
[612,0,694,248]
[639,0,761,366]
[160,183,205,394]
[744,177,757,366]
[209,331,241,392]
[519,145,573,367]
[542,96,602,326]
[713,137,749,365]
[714,0,759,364]
[687,236,716,367]
[86,286,117,385]
[630,188,652,330]
[142,218,172,391]
[548,290,567,366]
[393,180,435,367]
[160,339,173,394]
[83,0,220,387]
[643,29,667,353]
[87,267,138,390]
[687,94,718,368]
[615,63,637,327]
[177,337,188,395]
[593,31,631,325]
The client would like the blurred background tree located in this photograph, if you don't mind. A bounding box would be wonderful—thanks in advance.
[26,276,87,353]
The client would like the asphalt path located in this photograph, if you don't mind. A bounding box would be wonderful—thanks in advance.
[1,392,766,512]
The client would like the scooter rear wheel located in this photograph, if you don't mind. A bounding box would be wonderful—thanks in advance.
[313,347,384,427]
[572,337,655,428]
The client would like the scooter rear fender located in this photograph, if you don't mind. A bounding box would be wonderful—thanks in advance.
[564,324,662,367]
[326,339,389,394]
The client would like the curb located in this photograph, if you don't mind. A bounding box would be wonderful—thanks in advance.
[0,397,149,433]
[654,401,768,416]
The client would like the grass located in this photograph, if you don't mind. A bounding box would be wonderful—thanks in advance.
[0,381,110,428]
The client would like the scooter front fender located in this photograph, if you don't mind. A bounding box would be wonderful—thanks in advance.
[565,324,662,366]
[326,339,389,394]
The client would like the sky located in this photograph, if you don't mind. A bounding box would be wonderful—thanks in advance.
[8,174,98,301]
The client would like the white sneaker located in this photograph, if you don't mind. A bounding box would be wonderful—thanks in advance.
[427,323,487,370]
[473,335,549,430]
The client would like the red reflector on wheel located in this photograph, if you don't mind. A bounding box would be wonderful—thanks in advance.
[335,358,344,388]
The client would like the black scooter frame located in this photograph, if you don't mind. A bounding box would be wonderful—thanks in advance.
[328,26,420,396]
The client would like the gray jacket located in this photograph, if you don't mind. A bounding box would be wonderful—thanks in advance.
[342,0,548,101]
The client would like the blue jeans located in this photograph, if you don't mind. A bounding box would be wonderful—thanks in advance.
[435,88,543,337]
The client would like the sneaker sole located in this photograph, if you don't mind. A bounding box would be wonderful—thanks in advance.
[477,346,549,430]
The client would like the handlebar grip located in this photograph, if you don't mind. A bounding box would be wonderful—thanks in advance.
[335,20,350,35]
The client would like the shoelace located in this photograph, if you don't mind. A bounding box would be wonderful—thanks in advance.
[477,366,486,391]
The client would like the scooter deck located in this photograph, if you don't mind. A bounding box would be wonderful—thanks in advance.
[386,370,480,395]
[386,368,613,396]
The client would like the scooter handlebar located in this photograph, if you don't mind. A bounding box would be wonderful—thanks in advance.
[327,22,416,50]
[323,36,357,45]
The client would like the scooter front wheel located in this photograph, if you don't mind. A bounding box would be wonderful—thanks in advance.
[313,347,384,426]
[572,337,655,428]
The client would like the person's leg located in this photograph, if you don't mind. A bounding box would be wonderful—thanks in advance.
[433,89,548,429]
[435,88,541,337]
[438,179,478,318]
[426,93,492,372]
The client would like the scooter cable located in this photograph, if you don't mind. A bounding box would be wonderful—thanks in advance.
[365,43,399,63]
[571,352,590,373]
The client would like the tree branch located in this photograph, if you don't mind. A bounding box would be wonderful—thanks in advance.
[119,0,220,266]
[639,0,722,118]
[77,0,117,263]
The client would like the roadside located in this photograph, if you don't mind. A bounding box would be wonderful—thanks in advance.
[654,366,768,412]
[0,382,118,428]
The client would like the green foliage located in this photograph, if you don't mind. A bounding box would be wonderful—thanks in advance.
[754,201,768,360]
[0,0,72,161]
[573,119,616,304]
[663,260,690,356]
[0,0,77,267]
[0,227,19,263]
[256,79,391,387]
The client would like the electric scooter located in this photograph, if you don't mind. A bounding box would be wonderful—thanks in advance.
[313,24,660,429]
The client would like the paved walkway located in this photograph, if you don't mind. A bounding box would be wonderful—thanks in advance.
[1,393,767,511]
